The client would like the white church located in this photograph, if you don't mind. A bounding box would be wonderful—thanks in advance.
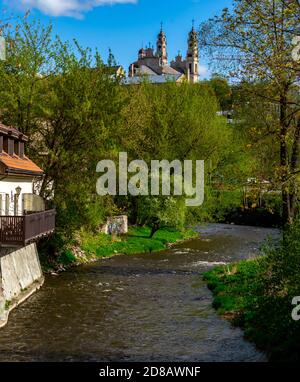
[126,24,199,84]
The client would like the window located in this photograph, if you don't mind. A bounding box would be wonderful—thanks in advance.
[14,140,19,156]
[19,142,25,158]
[5,194,9,215]
[3,137,8,152]
[7,138,14,155]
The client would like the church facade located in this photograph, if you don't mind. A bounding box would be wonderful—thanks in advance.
[126,26,199,84]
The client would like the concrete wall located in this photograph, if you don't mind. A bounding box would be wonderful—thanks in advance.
[0,243,44,328]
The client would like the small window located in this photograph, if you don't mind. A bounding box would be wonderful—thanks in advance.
[3,137,8,152]
[5,194,9,215]
[19,142,25,158]
[8,138,14,155]
[14,141,19,156]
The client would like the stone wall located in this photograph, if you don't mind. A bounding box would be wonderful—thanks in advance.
[100,215,128,235]
[0,243,44,328]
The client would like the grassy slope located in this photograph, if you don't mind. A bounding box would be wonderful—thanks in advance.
[53,226,198,268]
[80,226,198,257]
[203,254,300,361]
[204,259,262,316]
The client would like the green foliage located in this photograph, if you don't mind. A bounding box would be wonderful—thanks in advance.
[200,0,300,225]
[136,196,186,237]
[206,74,232,111]
[57,250,77,265]
[4,300,11,311]
[118,81,251,229]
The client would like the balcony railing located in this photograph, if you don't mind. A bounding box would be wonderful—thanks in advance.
[0,209,56,246]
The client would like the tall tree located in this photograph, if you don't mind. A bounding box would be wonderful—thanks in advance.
[200,0,300,225]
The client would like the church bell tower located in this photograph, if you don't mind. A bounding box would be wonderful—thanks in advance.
[186,23,199,83]
[156,24,168,66]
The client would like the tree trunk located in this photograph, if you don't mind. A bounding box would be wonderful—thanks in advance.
[149,223,160,238]
[280,93,292,227]
[130,196,139,225]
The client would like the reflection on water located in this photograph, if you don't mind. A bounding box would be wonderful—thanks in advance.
[0,224,279,362]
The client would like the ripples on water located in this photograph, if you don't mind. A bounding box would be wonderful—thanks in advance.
[0,224,279,362]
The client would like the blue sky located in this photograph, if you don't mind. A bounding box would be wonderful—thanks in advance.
[1,0,233,78]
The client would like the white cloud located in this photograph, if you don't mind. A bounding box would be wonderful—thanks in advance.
[199,64,210,78]
[19,0,138,18]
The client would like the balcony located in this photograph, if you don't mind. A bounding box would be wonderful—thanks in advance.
[0,209,56,247]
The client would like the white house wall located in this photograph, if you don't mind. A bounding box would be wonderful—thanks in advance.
[0,177,33,216]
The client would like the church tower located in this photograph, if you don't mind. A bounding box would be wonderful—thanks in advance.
[156,24,168,66]
[186,23,199,83]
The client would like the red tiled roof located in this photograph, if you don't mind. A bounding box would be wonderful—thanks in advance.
[0,152,43,176]
[0,122,43,176]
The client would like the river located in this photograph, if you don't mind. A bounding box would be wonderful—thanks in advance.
[0,224,279,362]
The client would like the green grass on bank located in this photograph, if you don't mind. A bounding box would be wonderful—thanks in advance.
[40,226,197,274]
[204,259,263,316]
[80,226,198,258]
[203,241,300,362]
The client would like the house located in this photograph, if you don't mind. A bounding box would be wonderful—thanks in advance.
[0,123,55,247]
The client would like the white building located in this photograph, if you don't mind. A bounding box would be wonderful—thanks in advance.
[0,123,43,216]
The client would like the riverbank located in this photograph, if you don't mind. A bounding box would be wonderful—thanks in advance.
[40,226,198,273]
[203,226,300,362]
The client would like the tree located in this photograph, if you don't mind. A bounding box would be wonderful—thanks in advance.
[0,19,124,239]
[137,196,186,238]
[116,80,248,227]
[207,74,232,111]
[200,0,300,226]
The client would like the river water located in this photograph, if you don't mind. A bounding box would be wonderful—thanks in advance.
[0,224,279,362]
